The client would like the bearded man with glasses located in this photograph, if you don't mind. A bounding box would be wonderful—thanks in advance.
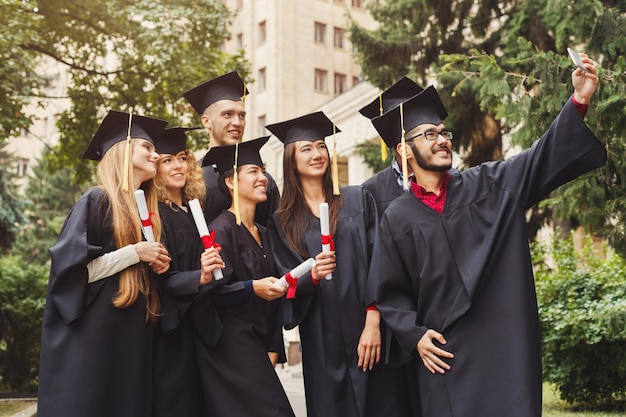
[371,53,605,417]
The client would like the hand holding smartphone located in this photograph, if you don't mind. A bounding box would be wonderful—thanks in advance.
[567,48,592,74]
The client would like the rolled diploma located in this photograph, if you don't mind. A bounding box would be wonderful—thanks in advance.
[320,202,332,280]
[188,199,223,280]
[274,258,316,288]
[134,189,155,242]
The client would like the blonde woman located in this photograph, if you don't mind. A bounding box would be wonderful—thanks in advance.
[152,126,224,417]
[38,111,170,417]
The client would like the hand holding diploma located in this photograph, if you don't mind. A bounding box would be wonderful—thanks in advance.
[319,202,334,280]
[273,258,316,299]
[134,189,155,242]
[188,199,223,281]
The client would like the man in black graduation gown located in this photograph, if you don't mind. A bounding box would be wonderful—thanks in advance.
[360,76,423,220]
[373,54,606,417]
[183,71,280,226]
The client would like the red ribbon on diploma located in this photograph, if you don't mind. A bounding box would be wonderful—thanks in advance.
[200,230,221,250]
[321,234,335,251]
[140,212,154,227]
[284,272,298,299]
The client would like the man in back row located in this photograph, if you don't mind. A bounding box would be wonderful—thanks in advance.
[183,71,280,226]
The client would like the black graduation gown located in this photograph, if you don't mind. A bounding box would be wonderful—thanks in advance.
[377,100,607,417]
[202,164,280,226]
[195,210,293,417]
[153,202,216,417]
[362,166,424,416]
[268,186,404,417]
[38,187,153,417]
[362,166,405,221]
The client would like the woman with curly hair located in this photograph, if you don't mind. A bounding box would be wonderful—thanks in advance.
[152,126,224,417]
[38,110,171,417]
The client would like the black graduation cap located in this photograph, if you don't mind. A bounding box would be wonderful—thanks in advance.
[201,136,269,173]
[358,76,425,119]
[371,86,448,148]
[83,110,168,161]
[182,71,249,115]
[265,111,340,147]
[154,126,200,155]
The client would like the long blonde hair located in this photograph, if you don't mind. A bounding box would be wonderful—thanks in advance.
[96,140,162,325]
[153,150,206,208]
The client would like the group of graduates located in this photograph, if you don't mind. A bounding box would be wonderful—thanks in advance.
[37,51,606,417]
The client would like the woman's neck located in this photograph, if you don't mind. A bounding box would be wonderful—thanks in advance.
[301,176,326,217]
[167,188,183,207]
[229,199,256,228]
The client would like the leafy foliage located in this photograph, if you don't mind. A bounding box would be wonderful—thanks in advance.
[350,0,626,256]
[11,0,249,185]
[355,140,393,175]
[534,233,626,407]
[0,256,48,392]
[11,151,83,263]
[0,147,27,252]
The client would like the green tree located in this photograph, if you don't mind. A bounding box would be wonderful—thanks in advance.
[534,233,626,407]
[0,0,47,144]
[12,151,83,263]
[350,0,626,255]
[13,0,248,185]
[0,255,48,392]
[0,147,27,252]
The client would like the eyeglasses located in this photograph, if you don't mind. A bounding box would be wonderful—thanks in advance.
[407,130,453,142]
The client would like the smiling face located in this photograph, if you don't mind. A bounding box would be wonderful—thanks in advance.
[157,150,189,195]
[226,164,268,205]
[404,123,452,173]
[202,99,246,146]
[294,139,329,180]
[132,139,160,187]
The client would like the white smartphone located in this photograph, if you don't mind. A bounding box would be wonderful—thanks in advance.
[567,48,592,73]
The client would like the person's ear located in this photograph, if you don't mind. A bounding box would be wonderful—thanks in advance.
[225,176,235,191]
[201,114,212,135]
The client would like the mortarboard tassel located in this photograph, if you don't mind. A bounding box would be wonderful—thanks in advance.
[379,94,387,161]
[400,103,409,191]
[122,113,133,192]
[332,124,340,195]
[242,82,247,106]
[233,142,241,225]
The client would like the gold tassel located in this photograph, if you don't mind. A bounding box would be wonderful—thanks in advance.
[242,82,247,106]
[233,142,241,225]
[400,103,408,191]
[332,124,340,195]
[122,113,133,192]
[379,94,387,161]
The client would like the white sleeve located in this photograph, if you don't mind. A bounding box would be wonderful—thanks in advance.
[87,244,140,283]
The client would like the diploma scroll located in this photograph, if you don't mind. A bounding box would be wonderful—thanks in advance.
[134,189,155,242]
[188,199,223,280]
[273,258,316,298]
[319,202,333,280]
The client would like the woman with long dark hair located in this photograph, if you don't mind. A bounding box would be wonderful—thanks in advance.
[266,111,409,417]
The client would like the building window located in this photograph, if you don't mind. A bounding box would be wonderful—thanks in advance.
[334,73,347,94]
[259,20,266,44]
[314,69,328,93]
[236,0,243,9]
[351,0,362,7]
[333,27,344,48]
[258,115,266,137]
[334,0,344,4]
[353,76,361,87]
[314,22,326,44]
[236,33,243,49]
[258,67,266,91]
[18,158,30,177]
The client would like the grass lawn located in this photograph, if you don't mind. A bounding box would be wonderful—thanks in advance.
[0,400,36,417]
[543,384,624,417]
